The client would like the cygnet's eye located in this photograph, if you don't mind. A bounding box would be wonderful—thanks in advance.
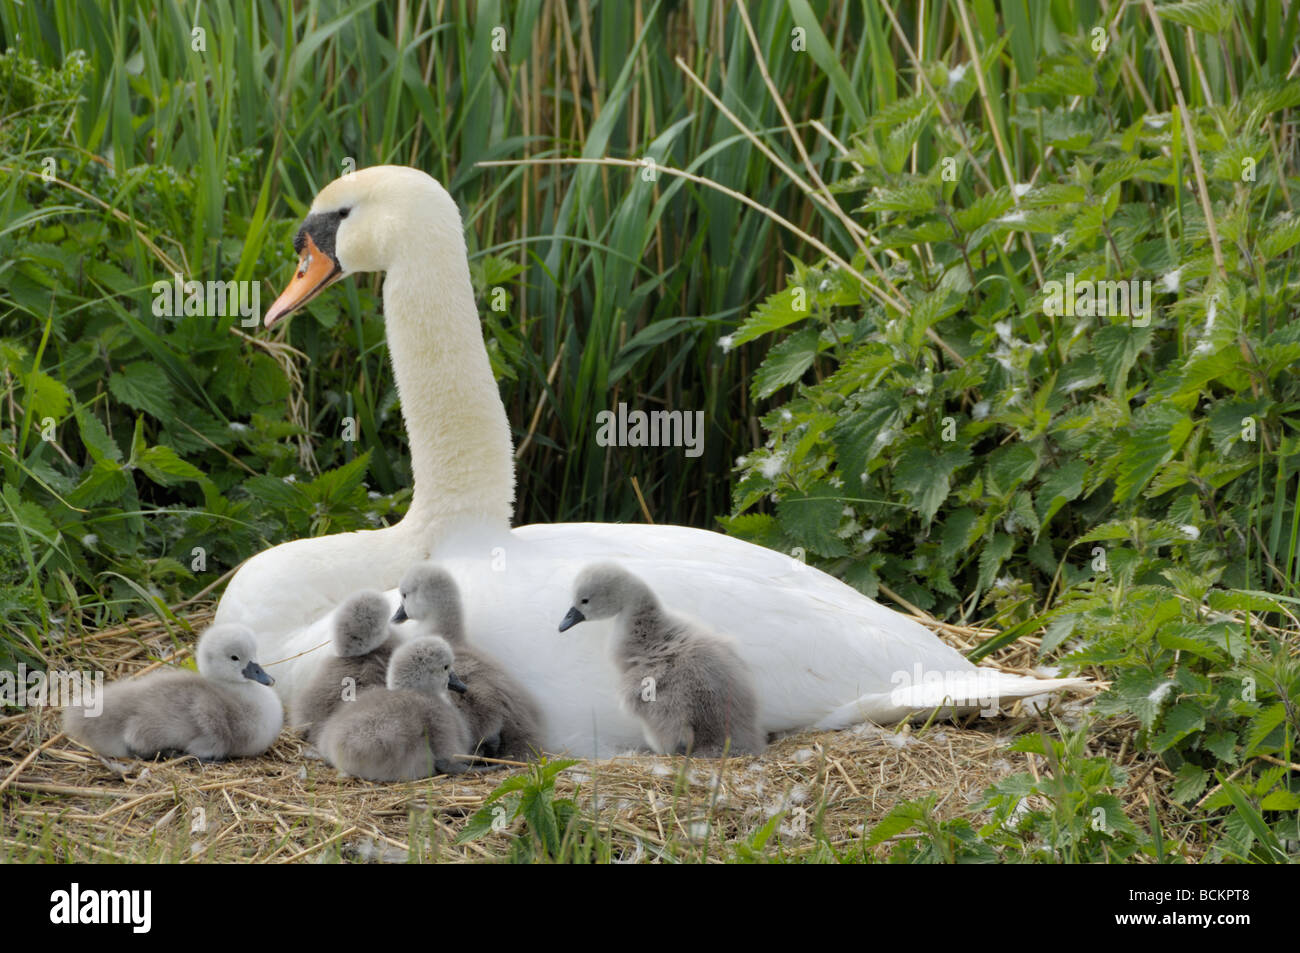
[581,598,589,605]
[230,654,239,661]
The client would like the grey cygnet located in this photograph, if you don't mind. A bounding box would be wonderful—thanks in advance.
[63,623,282,761]
[290,589,397,744]
[395,563,544,762]
[318,636,471,781]
[559,562,763,758]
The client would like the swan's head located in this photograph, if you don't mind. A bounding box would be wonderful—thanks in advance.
[558,562,638,631]
[196,624,274,686]
[387,636,468,697]
[333,589,392,657]
[264,166,461,327]
[393,563,460,633]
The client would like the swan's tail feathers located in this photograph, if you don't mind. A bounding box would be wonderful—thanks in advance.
[813,670,1091,730]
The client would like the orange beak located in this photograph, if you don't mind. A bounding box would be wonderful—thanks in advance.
[263,232,344,328]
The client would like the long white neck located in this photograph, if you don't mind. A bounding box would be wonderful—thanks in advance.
[382,231,515,533]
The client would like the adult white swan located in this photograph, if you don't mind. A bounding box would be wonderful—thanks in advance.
[215,166,1085,757]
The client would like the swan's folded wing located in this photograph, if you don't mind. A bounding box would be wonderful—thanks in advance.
[509,522,1087,732]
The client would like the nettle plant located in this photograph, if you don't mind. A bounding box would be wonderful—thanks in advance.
[722,56,1300,841]
[0,53,408,649]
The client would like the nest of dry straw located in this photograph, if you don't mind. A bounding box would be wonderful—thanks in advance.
[2,604,1185,863]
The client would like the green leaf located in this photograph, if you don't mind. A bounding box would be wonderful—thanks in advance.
[744,811,786,852]
[73,404,122,464]
[751,328,820,399]
[1172,763,1208,803]
[2,489,57,542]
[777,482,848,557]
[1106,669,1176,730]
[1207,590,1286,615]
[109,361,176,421]
[519,785,561,856]
[305,452,372,506]
[1092,324,1151,395]
[248,353,290,405]
[987,443,1038,496]
[1091,793,1140,837]
[1039,613,1077,654]
[859,183,937,214]
[940,507,979,560]
[242,475,311,512]
[69,459,131,506]
[1035,459,1086,526]
[1157,0,1234,34]
[456,793,521,844]
[22,369,71,421]
[729,287,809,348]
[1244,702,1286,756]
[953,191,1014,232]
[1260,214,1300,258]
[831,390,905,487]
[895,446,969,525]
[136,445,206,487]
[1218,778,1289,862]
[1114,405,1193,502]
[716,513,788,551]
[1260,789,1300,810]
[1157,622,1229,661]
[1022,63,1096,98]
[1203,730,1238,765]
[1151,701,1205,751]
[976,532,1014,592]
[864,798,928,847]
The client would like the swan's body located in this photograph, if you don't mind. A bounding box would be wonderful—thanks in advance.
[217,166,1086,758]
[64,624,282,760]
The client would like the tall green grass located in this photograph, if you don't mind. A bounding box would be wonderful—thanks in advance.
[2,0,886,533]
[2,0,1297,630]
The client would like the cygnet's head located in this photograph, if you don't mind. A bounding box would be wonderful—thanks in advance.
[196,624,274,686]
[387,636,468,697]
[264,166,463,327]
[392,563,461,630]
[334,589,393,657]
[559,562,638,631]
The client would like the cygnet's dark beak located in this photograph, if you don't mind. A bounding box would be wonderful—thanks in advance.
[558,606,585,632]
[392,603,409,624]
[242,660,275,686]
[447,670,469,694]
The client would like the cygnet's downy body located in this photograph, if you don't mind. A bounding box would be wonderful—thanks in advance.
[290,590,397,744]
[63,624,282,761]
[559,562,764,758]
[318,636,471,781]
[395,563,544,761]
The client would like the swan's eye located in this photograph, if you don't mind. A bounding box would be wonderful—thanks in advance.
[338,208,350,219]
